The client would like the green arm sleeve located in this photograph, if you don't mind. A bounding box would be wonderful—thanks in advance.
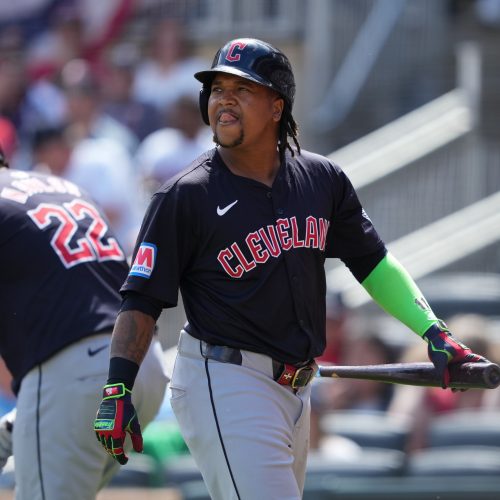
[361,252,438,337]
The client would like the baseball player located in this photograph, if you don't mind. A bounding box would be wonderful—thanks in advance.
[94,38,487,499]
[0,148,168,500]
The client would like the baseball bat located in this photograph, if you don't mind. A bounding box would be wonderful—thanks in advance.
[317,362,500,390]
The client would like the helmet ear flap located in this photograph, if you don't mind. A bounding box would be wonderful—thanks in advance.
[199,86,210,125]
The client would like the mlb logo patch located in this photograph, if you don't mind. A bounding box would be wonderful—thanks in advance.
[130,243,157,278]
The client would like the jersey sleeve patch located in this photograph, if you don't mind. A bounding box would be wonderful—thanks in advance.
[129,243,157,278]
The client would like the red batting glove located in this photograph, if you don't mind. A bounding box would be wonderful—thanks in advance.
[94,383,143,464]
[423,321,487,389]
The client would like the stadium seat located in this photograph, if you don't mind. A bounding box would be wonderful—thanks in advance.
[320,410,411,451]
[302,475,500,500]
[427,410,500,448]
[306,447,407,478]
[406,445,500,476]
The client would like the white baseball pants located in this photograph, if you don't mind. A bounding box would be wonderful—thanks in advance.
[169,330,311,500]
[13,333,168,500]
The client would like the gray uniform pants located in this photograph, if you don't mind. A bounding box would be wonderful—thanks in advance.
[169,330,311,500]
[13,333,168,500]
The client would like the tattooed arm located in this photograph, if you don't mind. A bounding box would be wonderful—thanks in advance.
[94,310,155,464]
[110,310,156,365]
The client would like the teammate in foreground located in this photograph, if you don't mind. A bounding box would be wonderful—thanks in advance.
[94,38,486,499]
[0,148,168,500]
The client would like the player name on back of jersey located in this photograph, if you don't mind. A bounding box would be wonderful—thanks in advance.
[1,171,81,204]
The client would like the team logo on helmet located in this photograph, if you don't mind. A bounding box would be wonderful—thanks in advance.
[225,41,247,62]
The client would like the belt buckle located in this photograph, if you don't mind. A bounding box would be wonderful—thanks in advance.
[291,365,314,388]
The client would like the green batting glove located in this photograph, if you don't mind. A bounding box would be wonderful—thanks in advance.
[94,383,143,465]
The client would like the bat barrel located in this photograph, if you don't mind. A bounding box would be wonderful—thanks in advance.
[318,362,500,390]
[452,361,500,389]
[485,363,500,388]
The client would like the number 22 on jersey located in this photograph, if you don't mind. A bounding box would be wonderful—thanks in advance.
[27,198,125,268]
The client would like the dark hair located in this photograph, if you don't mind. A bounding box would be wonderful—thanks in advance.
[31,127,66,151]
[278,106,300,162]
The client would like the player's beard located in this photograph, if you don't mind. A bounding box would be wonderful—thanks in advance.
[213,131,244,149]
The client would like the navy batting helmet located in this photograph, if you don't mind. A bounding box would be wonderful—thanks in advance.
[194,38,295,125]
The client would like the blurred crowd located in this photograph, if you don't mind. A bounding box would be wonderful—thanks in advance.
[1,0,500,479]
[0,0,214,256]
[310,295,500,458]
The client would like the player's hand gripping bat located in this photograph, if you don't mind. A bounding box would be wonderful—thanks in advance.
[318,361,500,390]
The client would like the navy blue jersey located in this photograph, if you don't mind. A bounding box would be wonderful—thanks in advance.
[0,169,128,393]
[122,149,385,363]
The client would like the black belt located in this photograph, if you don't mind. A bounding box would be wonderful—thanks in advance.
[200,342,317,389]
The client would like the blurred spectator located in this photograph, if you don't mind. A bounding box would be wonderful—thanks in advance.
[25,0,135,81]
[0,0,57,45]
[0,59,27,131]
[132,17,208,119]
[388,314,500,453]
[61,58,139,154]
[0,58,65,169]
[310,293,350,449]
[0,0,52,23]
[31,126,143,255]
[316,292,349,365]
[26,2,85,80]
[0,24,23,61]
[25,72,67,130]
[310,328,396,450]
[101,42,162,142]
[135,92,214,192]
[319,332,397,412]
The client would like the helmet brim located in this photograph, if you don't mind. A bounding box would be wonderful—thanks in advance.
[194,66,274,91]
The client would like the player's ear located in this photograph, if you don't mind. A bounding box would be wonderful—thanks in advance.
[272,96,284,122]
